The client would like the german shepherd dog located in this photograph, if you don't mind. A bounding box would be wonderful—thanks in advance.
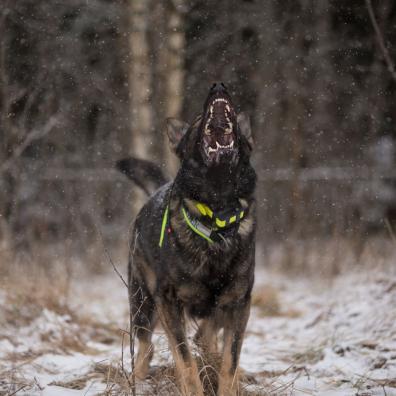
[118,83,256,395]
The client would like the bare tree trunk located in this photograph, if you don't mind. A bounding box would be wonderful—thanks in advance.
[0,7,12,240]
[254,2,281,246]
[128,0,156,215]
[163,1,185,175]
[147,1,185,176]
[129,0,154,159]
[0,11,6,171]
[129,0,185,175]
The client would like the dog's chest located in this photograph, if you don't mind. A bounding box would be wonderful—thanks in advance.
[172,254,237,316]
[175,241,237,277]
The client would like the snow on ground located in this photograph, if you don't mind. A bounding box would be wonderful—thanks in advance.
[1,266,396,395]
[244,270,396,395]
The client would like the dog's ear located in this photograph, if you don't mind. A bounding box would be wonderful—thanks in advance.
[166,118,189,153]
[237,112,253,149]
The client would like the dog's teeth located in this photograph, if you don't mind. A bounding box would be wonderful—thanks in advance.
[206,140,234,156]
[213,98,228,104]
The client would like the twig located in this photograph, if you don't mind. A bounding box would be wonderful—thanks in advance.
[105,244,128,289]
[129,292,148,396]
[130,323,137,396]
[96,226,128,289]
[33,377,44,391]
[121,331,126,374]
[366,0,396,82]
[0,114,60,176]
[384,218,396,244]
[128,230,139,396]
[7,385,28,396]
[104,363,112,394]
[120,330,132,389]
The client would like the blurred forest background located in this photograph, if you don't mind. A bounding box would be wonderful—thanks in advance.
[1,0,396,270]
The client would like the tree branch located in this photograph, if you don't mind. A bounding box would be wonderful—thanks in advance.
[0,114,60,176]
[366,0,396,82]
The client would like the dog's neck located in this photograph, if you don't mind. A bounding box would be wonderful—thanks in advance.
[175,155,256,211]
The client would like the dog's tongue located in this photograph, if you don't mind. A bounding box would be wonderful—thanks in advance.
[211,103,228,127]
[213,99,225,111]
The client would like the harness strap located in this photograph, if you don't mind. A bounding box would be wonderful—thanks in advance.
[159,201,246,247]
[194,201,245,228]
[158,205,169,247]
[181,207,214,244]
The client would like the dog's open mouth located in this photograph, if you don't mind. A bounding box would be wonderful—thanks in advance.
[201,92,238,165]
[205,140,235,154]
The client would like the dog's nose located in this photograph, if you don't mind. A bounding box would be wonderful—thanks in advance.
[210,82,227,93]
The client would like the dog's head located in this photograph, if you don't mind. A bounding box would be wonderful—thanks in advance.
[167,83,253,168]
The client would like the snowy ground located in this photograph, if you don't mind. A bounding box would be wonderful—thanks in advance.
[1,265,396,395]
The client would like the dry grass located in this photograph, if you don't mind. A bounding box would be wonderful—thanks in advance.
[0,252,72,326]
[48,375,97,390]
[251,286,299,318]
[1,236,395,395]
[0,247,123,360]
[0,377,35,396]
[290,347,325,365]
[251,286,281,317]
[0,247,131,395]
[262,235,396,276]
[90,354,272,396]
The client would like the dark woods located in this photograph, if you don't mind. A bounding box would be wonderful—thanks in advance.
[1,0,396,257]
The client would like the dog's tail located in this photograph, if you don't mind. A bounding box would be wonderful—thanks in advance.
[116,157,169,196]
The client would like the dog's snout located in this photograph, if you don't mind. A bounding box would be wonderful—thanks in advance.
[210,82,227,93]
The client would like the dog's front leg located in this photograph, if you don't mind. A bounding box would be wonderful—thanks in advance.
[217,302,250,396]
[156,298,204,396]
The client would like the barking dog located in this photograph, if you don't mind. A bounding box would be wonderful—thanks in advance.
[118,83,256,395]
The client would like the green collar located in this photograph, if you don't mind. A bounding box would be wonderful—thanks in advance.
[182,206,214,243]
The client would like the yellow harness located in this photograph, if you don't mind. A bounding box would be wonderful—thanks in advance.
[195,202,245,229]
[159,201,245,247]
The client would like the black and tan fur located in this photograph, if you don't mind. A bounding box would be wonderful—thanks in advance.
[118,83,256,396]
